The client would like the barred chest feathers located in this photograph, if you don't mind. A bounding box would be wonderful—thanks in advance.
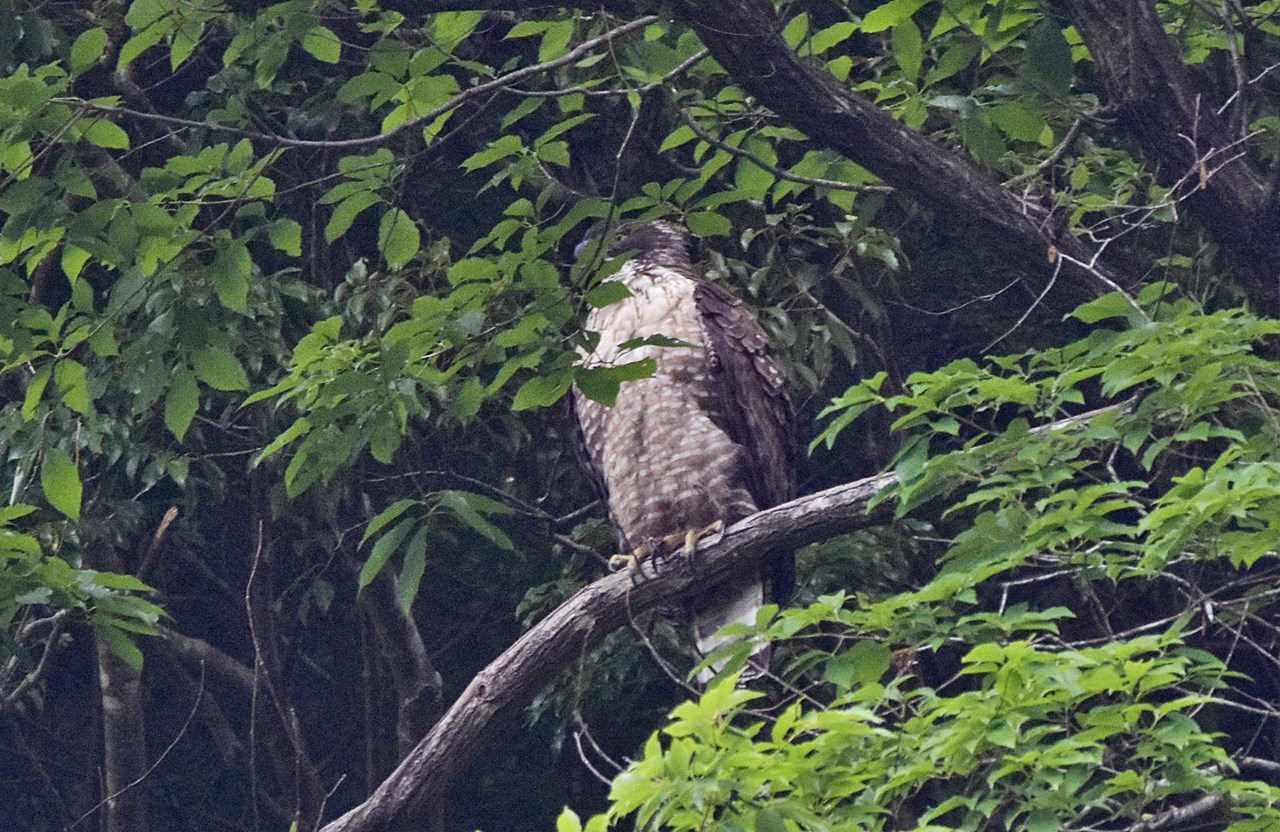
[575,266,758,549]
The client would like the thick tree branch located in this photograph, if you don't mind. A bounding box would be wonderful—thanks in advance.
[1061,0,1280,316]
[321,470,897,832]
[318,401,1123,831]
[360,573,444,760]
[668,0,1111,308]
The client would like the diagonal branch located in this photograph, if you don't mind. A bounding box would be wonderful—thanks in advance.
[1060,0,1280,316]
[318,400,1124,832]
[669,0,1112,309]
[319,470,896,832]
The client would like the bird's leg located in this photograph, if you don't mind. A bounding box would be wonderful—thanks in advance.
[607,520,723,581]
[679,519,725,575]
[608,537,662,581]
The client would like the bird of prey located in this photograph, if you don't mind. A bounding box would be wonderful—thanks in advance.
[571,219,796,683]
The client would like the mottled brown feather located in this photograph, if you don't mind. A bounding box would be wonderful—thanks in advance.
[694,280,797,601]
[568,220,796,678]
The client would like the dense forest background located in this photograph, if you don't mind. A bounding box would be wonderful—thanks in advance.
[5,1,1280,831]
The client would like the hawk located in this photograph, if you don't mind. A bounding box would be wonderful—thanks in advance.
[571,219,796,683]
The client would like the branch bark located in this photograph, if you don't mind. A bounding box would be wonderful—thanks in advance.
[318,400,1125,831]
[669,0,1110,308]
[1060,0,1280,316]
[90,553,149,832]
[321,470,897,832]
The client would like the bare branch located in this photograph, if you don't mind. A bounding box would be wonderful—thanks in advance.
[318,404,1129,831]
[1129,793,1225,832]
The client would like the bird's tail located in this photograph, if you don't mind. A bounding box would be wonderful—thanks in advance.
[691,567,769,685]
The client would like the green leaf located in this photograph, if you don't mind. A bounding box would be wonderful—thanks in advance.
[574,359,657,406]
[96,623,144,671]
[254,417,311,465]
[213,240,251,313]
[434,11,484,51]
[22,365,50,420]
[325,191,382,243]
[756,809,786,832]
[505,20,549,39]
[358,518,417,590]
[959,115,1005,165]
[824,640,892,689]
[734,139,776,198]
[989,103,1047,141]
[397,525,430,612]
[369,410,402,464]
[449,258,497,284]
[537,140,570,167]
[927,40,980,86]
[41,447,82,521]
[538,19,574,63]
[863,0,929,33]
[118,25,167,69]
[82,120,131,150]
[1023,20,1074,96]
[686,211,731,237]
[302,26,341,63]
[363,499,421,545]
[164,370,199,441]
[378,209,420,270]
[811,22,857,54]
[659,125,696,153]
[62,244,91,282]
[439,491,514,550]
[892,20,923,81]
[462,134,524,171]
[782,13,809,49]
[512,372,572,411]
[585,281,632,308]
[538,113,596,145]
[170,18,204,70]
[191,347,250,391]
[71,28,108,75]
[556,808,583,832]
[269,219,302,256]
[54,359,92,415]
[1072,292,1134,324]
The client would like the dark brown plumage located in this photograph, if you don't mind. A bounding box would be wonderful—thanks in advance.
[571,219,796,681]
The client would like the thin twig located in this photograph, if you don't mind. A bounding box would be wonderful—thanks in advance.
[681,109,893,194]
[51,16,659,152]
[1003,111,1091,187]
[2,610,67,709]
[70,662,206,829]
[505,47,711,98]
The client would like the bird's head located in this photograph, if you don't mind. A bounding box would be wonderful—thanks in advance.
[574,219,693,270]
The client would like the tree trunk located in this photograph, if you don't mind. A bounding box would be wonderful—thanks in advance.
[94,633,148,832]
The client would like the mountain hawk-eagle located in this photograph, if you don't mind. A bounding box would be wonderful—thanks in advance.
[571,220,796,682]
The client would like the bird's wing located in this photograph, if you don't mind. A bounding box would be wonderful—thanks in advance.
[694,279,797,601]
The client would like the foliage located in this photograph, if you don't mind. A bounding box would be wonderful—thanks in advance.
[572,291,1280,830]
[1,0,1280,829]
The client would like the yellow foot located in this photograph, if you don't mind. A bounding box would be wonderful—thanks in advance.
[607,521,725,577]
[680,520,725,557]
[609,539,656,573]
[680,520,724,574]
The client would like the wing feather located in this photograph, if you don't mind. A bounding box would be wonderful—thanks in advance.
[694,280,797,601]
